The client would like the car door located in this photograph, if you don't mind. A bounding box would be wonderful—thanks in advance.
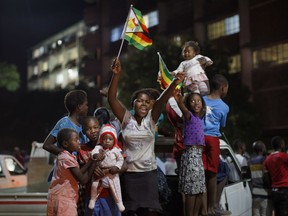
[219,142,252,216]
[0,156,27,190]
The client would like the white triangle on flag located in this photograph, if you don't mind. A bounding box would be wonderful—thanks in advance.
[125,9,143,33]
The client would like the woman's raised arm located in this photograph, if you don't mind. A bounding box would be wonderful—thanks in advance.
[107,59,126,123]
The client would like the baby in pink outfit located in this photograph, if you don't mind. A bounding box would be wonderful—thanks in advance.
[171,40,213,95]
[88,124,125,212]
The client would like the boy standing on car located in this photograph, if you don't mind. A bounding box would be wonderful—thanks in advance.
[202,74,230,215]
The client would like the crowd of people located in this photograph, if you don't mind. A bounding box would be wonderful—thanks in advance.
[40,40,288,216]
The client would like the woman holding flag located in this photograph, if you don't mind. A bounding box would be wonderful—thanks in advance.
[107,58,184,216]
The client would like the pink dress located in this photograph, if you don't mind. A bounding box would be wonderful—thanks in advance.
[47,150,79,216]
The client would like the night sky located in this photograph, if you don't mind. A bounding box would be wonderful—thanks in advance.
[0,0,87,90]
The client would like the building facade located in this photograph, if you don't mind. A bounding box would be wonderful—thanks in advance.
[27,0,288,135]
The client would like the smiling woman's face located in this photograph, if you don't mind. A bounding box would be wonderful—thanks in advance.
[133,93,152,118]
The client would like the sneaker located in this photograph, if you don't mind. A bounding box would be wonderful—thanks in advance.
[214,205,231,216]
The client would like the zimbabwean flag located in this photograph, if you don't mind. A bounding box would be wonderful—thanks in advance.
[157,52,182,90]
[121,6,152,50]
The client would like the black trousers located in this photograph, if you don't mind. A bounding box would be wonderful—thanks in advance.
[271,188,288,216]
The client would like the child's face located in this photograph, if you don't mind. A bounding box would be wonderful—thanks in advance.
[182,46,197,60]
[133,93,152,118]
[188,94,203,115]
[84,119,100,142]
[66,132,81,152]
[101,134,114,149]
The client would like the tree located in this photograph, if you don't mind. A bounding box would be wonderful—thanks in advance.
[0,62,20,91]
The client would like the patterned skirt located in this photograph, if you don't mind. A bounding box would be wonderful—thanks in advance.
[178,146,206,195]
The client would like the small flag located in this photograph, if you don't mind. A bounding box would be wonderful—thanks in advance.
[121,6,152,50]
[157,52,182,90]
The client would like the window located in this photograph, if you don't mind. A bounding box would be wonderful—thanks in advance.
[225,15,239,35]
[5,158,26,175]
[33,66,38,75]
[68,68,78,81]
[0,162,4,177]
[208,15,240,40]
[228,54,241,74]
[253,42,288,68]
[143,10,159,28]
[39,61,48,73]
[89,25,99,33]
[56,73,64,86]
[32,46,46,59]
[111,25,124,42]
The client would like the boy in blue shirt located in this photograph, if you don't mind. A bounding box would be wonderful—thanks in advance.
[202,74,229,215]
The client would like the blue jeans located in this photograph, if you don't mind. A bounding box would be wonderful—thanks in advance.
[84,196,121,216]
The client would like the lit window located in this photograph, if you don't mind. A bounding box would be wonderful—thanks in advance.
[33,66,38,75]
[58,54,64,64]
[52,42,57,49]
[42,61,48,72]
[111,25,124,42]
[32,46,46,59]
[89,25,99,32]
[57,40,62,46]
[68,69,78,80]
[225,15,239,35]
[228,55,241,74]
[143,10,159,28]
[56,73,64,85]
[208,15,240,40]
[253,42,288,68]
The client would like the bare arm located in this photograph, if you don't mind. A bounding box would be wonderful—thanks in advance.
[70,160,97,185]
[71,149,105,185]
[263,170,271,188]
[152,72,185,122]
[107,59,126,123]
[173,89,190,121]
[43,134,63,155]
[197,55,213,68]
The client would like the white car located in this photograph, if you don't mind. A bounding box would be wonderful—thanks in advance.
[0,155,27,193]
[156,138,252,216]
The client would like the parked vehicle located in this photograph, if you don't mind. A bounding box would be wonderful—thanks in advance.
[0,138,252,215]
[0,154,27,193]
[0,143,51,215]
[156,137,252,216]
[0,193,47,216]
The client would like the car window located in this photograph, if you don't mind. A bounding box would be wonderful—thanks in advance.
[0,161,5,177]
[220,148,241,183]
[5,158,26,175]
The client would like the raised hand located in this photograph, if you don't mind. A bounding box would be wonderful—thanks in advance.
[111,58,121,74]
[173,88,183,103]
[174,72,185,85]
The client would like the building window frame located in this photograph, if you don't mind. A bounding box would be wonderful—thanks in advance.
[208,14,240,40]
[252,42,288,69]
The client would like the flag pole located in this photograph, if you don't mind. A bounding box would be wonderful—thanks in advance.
[117,4,133,59]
